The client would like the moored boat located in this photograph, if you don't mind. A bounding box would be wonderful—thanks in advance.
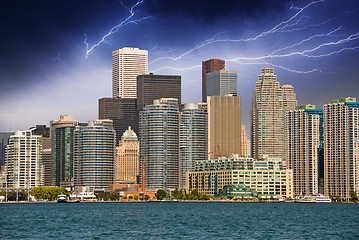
[57,194,67,203]
[315,195,331,203]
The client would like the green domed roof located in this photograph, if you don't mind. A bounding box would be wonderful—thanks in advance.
[122,126,137,138]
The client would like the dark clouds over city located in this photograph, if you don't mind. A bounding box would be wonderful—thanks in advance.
[0,0,358,131]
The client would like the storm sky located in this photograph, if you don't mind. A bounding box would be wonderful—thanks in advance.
[0,0,359,132]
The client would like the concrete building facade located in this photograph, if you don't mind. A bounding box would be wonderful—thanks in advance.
[251,68,297,160]
[179,103,208,189]
[73,120,116,191]
[112,47,148,98]
[5,130,43,189]
[115,126,139,184]
[139,98,180,191]
[324,97,359,201]
[241,125,248,157]
[186,157,293,198]
[287,104,323,196]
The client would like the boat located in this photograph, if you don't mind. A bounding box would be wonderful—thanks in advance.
[57,194,67,203]
[315,195,331,203]
[294,196,315,203]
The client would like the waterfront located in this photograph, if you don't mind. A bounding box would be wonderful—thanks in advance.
[0,202,358,239]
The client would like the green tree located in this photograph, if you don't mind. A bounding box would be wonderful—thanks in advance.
[122,195,128,200]
[350,191,358,202]
[155,189,168,200]
[172,188,183,199]
[335,195,341,202]
[134,195,139,200]
[128,195,133,199]
[191,189,199,200]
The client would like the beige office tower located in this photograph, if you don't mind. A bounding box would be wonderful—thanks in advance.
[112,47,148,98]
[251,68,297,160]
[208,95,241,159]
[241,125,248,157]
[115,126,139,184]
[324,97,359,201]
[287,105,321,196]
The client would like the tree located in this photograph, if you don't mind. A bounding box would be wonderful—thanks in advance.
[335,195,341,202]
[134,195,139,200]
[172,188,183,199]
[350,191,358,202]
[128,195,133,199]
[191,189,199,200]
[155,189,168,200]
[122,195,128,200]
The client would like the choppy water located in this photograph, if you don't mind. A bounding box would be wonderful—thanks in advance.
[0,202,358,239]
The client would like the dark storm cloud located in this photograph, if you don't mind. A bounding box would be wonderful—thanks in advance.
[0,0,123,89]
[145,0,288,23]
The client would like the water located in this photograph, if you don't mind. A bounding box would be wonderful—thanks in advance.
[0,202,358,239]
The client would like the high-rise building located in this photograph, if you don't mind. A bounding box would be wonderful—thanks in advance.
[115,126,139,184]
[73,120,116,191]
[206,70,237,97]
[251,68,297,160]
[31,125,51,150]
[139,98,180,191]
[202,59,225,102]
[179,103,208,189]
[0,132,15,166]
[50,115,79,187]
[287,104,323,196]
[42,149,52,186]
[99,97,137,145]
[241,125,248,157]
[324,97,359,201]
[208,95,241,159]
[5,130,43,188]
[112,47,148,98]
[137,74,181,111]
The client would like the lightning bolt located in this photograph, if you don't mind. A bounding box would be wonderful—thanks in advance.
[84,0,149,58]
[149,0,325,65]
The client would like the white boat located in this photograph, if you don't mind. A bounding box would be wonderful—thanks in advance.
[57,194,67,203]
[315,195,331,203]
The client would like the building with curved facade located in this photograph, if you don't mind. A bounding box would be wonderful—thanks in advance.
[139,98,179,191]
[73,119,115,191]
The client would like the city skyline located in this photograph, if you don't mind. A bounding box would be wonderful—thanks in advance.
[1,0,359,132]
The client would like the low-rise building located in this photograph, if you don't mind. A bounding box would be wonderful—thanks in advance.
[186,157,293,198]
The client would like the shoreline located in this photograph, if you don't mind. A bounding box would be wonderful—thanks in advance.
[1,200,357,204]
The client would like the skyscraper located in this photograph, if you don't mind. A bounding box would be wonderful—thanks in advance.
[73,119,116,191]
[139,98,179,190]
[0,132,14,166]
[208,95,241,159]
[31,125,51,150]
[179,103,208,189]
[137,74,181,111]
[50,115,79,187]
[99,97,137,145]
[115,126,139,184]
[287,104,323,196]
[241,125,248,157]
[5,130,43,188]
[251,68,297,160]
[202,59,225,102]
[112,47,148,98]
[324,97,359,201]
[206,70,237,97]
